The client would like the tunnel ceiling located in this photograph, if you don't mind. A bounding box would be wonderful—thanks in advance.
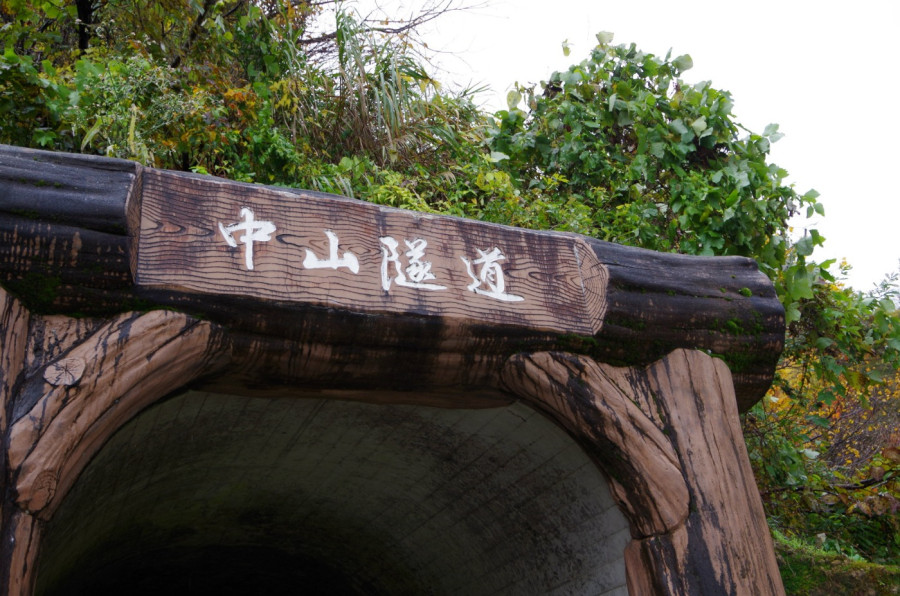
[35,391,630,595]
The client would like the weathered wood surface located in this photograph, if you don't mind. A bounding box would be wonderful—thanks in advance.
[502,349,784,595]
[0,145,783,410]
[8,309,228,519]
[0,144,137,313]
[137,168,608,336]
[0,287,231,594]
[0,145,786,593]
[0,289,30,594]
[4,511,38,596]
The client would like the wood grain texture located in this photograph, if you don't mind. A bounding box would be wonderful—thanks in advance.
[0,289,30,595]
[0,144,137,234]
[8,310,229,518]
[1,145,785,406]
[632,349,784,595]
[502,349,784,595]
[4,510,39,596]
[136,169,606,336]
[0,145,790,594]
[583,239,785,411]
[41,358,84,387]
[0,215,133,314]
[0,288,28,437]
[500,351,690,537]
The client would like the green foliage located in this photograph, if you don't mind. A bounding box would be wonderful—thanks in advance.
[773,529,900,595]
[747,270,900,566]
[488,35,805,266]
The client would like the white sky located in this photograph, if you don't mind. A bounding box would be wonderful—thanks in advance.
[354,0,899,291]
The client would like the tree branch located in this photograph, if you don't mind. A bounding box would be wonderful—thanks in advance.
[170,0,217,69]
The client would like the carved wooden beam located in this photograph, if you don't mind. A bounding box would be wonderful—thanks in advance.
[0,145,783,411]
[0,289,31,594]
[8,310,230,519]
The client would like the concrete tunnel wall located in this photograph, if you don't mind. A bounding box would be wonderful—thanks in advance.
[34,390,631,595]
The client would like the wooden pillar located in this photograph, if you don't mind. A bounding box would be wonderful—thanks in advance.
[1,290,32,595]
[0,287,229,595]
[502,349,785,595]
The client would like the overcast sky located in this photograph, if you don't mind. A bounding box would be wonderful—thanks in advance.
[354,0,898,291]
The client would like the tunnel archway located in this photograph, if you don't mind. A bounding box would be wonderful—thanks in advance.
[1,145,787,594]
[34,390,631,595]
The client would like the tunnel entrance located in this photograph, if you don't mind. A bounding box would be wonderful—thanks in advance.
[34,390,631,595]
[2,146,787,593]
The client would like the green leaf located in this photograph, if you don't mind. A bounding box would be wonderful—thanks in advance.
[670,119,688,135]
[784,303,802,326]
[795,235,815,257]
[785,266,814,300]
[562,40,571,57]
[866,369,883,383]
[801,448,820,460]
[596,31,614,45]
[815,337,834,349]
[690,116,707,134]
[81,118,103,151]
[488,151,509,163]
[672,54,693,72]
[762,122,784,143]
[41,1,60,19]
[807,413,830,427]
[506,89,522,110]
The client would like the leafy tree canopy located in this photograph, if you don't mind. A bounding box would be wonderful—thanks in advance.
[2,0,899,573]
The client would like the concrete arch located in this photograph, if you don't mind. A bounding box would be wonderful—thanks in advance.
[34,391,633,595]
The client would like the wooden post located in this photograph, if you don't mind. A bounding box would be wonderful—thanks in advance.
[502,350,785,595]
[0,287,229,594]
[1,289,31,594]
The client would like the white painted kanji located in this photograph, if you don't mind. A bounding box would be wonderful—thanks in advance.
[380,236,447,291]
[461,247,524,302]
[218,207,276,270]
[302,230,360,273]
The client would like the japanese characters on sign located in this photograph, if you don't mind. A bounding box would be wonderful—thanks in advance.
[217,207,276,271]
[217,207,523,303]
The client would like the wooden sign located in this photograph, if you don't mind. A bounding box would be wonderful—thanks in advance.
[135,170,608,335]
[1,145,784,409]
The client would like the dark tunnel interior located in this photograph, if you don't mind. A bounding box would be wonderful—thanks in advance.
[35,390,631,595]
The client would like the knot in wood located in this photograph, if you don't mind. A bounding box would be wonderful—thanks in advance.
[44,357,86,387]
